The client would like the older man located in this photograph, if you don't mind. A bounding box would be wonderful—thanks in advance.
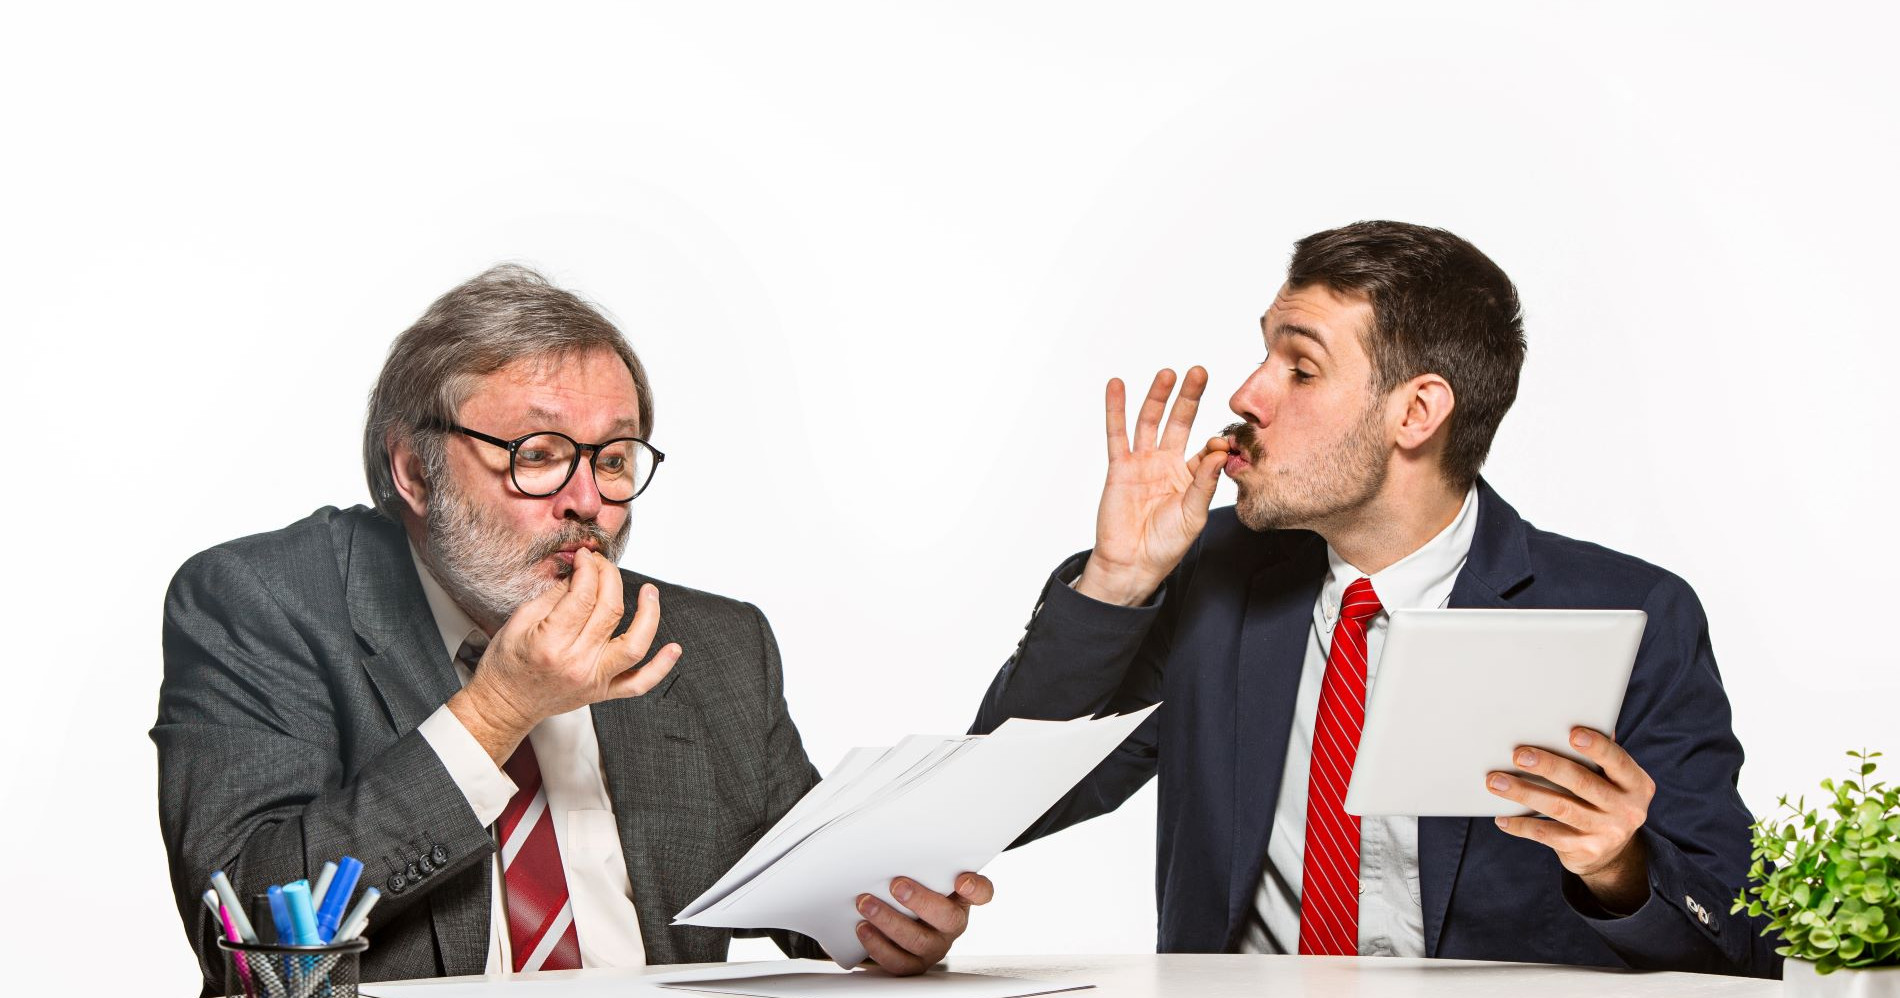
[155,265,988,993]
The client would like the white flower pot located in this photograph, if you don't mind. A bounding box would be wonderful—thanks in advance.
[1784,958,1900,998]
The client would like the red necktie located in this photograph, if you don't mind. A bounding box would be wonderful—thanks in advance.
[458,641,582,972]
[1299,576,1383,956]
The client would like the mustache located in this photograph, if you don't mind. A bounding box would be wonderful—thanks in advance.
[1221,421,1263,462]
[533,521,619,567]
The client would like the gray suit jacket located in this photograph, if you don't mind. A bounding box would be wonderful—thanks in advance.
[154,505,822,993]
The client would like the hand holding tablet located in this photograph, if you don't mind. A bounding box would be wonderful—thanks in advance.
[1343,608,1647,818]
[1342,608,1657,910]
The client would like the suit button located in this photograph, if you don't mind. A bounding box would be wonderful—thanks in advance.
[431,844,450,866]
[406,861,423,882]
[387,873,407,895]
[418,854,436,875]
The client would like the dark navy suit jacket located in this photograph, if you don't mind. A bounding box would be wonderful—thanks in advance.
[973,481,1779,977]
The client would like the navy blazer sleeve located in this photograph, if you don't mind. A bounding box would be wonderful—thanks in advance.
[1556,572,1781,977]
[972,547,1190,844]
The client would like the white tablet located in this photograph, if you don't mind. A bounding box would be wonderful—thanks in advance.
[1343,608,1646,817]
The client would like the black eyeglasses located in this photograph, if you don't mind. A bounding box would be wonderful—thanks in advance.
[445,425,665,503]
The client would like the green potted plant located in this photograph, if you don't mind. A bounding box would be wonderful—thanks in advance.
[1736,750,1900,996]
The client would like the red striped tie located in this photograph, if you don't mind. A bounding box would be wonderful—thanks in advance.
[458,640,582,972]
[1299,576,1383,957]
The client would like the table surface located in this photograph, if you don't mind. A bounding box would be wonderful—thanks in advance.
[378,953,1781,997]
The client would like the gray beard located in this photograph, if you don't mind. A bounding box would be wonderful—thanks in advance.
[1233,402,1388,534]
[423,474,627,631]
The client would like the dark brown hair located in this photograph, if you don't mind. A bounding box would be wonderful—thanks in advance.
[1287,221,1525,489]
[363,264,655,519]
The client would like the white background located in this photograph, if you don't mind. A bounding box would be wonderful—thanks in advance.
[3,2,1896,991]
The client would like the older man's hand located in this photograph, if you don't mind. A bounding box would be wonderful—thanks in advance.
[853,873,995,975]
[1486,726,1656,913]
[451,548,681,764]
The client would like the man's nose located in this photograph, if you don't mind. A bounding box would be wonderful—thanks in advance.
[1229,367,1272,427]
[551,457,605,521]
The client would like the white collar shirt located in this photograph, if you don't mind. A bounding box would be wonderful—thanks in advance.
[409,546,646,975]
[1240,485,1479,956]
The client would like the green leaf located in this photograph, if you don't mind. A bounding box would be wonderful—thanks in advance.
[1744,748,1900,965]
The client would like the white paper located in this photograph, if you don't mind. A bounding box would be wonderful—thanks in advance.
[359,961,1092,998]
[654,966,1092,998]
[674,707,1157,968]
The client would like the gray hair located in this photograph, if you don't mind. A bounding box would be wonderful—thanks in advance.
[363,264,655,520]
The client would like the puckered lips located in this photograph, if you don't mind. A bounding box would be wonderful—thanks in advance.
[1223,435,1254,476]
[552,540,603,567]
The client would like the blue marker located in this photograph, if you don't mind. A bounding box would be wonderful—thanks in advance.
[267,886,295,946]
[282,881,321,945]
[315,856,363,942]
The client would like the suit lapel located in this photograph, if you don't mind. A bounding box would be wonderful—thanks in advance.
[344,515,462,736]
[1420,479,1534,956]
[340,512,487,976]
[1227,533,1327,942]
[590,573,697,964]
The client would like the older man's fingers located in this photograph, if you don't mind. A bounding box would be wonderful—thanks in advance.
[954,873,995,906]
[607,642,680,699]
[889,878,968,936]
[857,894,941,963]
[856,921,926,977]
[542,544,601,637]
[574,550,626,650]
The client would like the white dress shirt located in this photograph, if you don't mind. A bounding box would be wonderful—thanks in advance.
[1240,486,1478,956]
[409,548,647,975]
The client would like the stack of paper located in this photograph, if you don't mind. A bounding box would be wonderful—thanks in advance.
[360,960,1093,998]
[674,706,1158,968]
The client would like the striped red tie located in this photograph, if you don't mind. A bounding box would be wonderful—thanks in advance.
[458,640,582,972]
[1299,576,1383,957]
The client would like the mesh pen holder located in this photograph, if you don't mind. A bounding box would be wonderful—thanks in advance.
[218,937,369,998]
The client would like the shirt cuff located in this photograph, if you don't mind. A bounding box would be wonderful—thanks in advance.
[418,704,518,827]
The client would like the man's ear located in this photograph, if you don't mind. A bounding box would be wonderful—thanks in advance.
[387,432,431,519]
[1393,373,1456,454]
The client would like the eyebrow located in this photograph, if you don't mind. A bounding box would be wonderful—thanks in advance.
[1263,318,1330,354]
[519,406,642,436]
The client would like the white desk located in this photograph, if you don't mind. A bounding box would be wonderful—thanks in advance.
[372,953,1779,997]
[942,954,1777,997]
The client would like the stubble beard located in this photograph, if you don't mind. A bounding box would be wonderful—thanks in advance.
[423,471,629,632]
[1228,401,1389,534]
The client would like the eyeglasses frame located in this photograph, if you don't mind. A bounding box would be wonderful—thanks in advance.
[441,423,666,502]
